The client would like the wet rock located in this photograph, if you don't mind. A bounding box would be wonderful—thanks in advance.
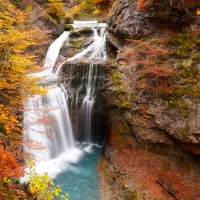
[61,32,94,58]
[64,24,74,31]
[70,27,93,38]
[60,61,109,141]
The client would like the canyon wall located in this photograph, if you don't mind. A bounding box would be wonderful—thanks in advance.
[98,0,200,199]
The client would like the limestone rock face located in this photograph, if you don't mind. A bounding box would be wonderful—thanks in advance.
[98,1,200,199]
[97,55,200,199]
[146,97,200,145]
[108,0,149,41]
[107,0,200,46]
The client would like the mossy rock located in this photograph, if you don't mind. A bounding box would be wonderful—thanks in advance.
[111,71,122,86]
[64,24,74,31]
[163,163,170,171]
[180,128,190,137]
[164,33,200,59]
[69,38,86,49]
[192,53,200,61]
[172,59,200,99]
[126,190,138,200]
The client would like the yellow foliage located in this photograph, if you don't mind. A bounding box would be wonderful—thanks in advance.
[26,159,69,200]
[70,0,102,18]
[71,5,80,16]
[46,0,66,23]
[0,1,47,139]
[93,8,101,15]
[0,0,48,170]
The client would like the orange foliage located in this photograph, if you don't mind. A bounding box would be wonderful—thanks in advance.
[120,39,175,95]
[137,66,174,94]
[0,143,24,178]
[0,0,49,184]
[110,145,200,199]
[137,0,153,11]
[93,0,110,4]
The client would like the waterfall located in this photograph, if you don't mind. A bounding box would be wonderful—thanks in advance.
[65,27,107,62]
[81,64,97,142]
[23,21,107,178]
[44,32,70,68]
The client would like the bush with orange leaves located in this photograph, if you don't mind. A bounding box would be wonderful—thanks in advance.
[0,142,24,179]
[119,39,175,95]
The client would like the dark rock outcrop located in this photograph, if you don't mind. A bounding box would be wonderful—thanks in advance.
[107,0,200,46]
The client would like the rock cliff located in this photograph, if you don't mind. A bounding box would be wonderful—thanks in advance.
[107,0,200,46]
[98,0,200,199]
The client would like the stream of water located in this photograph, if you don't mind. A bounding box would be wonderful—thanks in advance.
[23,21,107,199]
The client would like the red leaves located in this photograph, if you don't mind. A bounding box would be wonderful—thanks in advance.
[110,145,200,199]
[137,66,175,94]
[120,39,175,95]
[0,144,24,178]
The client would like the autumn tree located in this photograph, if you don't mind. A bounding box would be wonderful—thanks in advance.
[0,0,48,182]
[70,0,102,18]
[0,1,70,199]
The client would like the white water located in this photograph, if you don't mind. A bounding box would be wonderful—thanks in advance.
[23,21,107,179]
[55,21,107,76]
[73,20,107,29]
[80,64,97,142]
[44,32,70,68]
[66,28,107,62]
[31,31,70,83]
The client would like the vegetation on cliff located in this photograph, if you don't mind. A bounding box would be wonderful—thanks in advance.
[45,0,66,24]
[104,30,200,199]
[98,0,200,199]
[0,0,46,181]
[69,0,113,19]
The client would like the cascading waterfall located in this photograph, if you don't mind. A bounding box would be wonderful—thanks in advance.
[80,64,97,142]
[23,21,107,198]
[23,30,81,175]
